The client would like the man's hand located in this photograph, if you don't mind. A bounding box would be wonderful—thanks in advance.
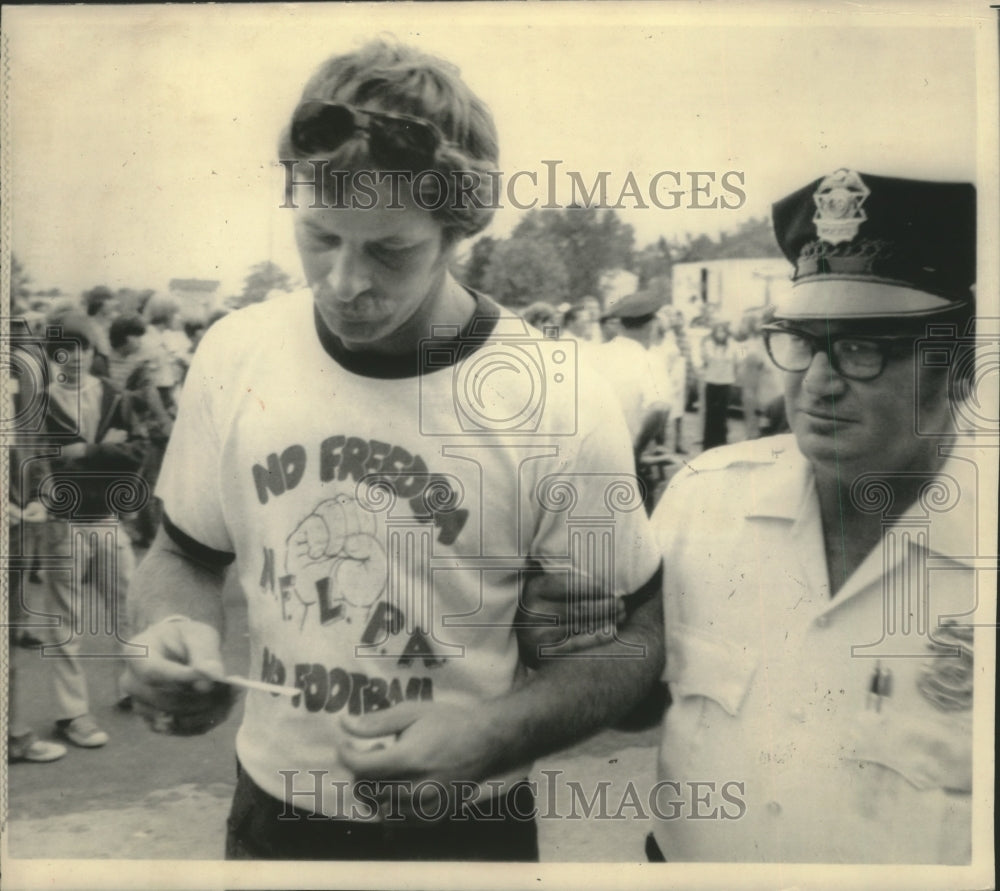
[11,501,49,525]
[338,701,509,818]
[61,442,87,458]
[22,501,48,523]
[102,427,129,444]
[122,616,236,736]
[340,568,663,818]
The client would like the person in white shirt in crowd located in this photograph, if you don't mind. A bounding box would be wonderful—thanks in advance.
[83,286,119,378]
[142,296,189,414]
[108,312,175,547]
[106,314,176,550]
[560,303,595,344]
[579,295,603,342]
[735,311,783,440]
[136,298,190,546]
[698,319,739,449]
[648,169,984,864]
[650,309,689,454]
[599,290,673,467]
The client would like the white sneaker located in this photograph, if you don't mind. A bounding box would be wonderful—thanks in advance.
[8,734,68,763]
[56,714,109,748]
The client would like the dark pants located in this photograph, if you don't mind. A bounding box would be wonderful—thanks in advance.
[645,831,667,862]
[225,763,539,861]
[132,445,167,545]
[702,383,731,450]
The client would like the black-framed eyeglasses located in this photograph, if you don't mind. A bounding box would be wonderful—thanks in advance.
[289,101,449,169]
[761,324,916,381]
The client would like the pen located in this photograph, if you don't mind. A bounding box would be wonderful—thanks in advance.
[866,662,892,712]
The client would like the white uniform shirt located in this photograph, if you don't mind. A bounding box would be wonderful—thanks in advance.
[648,331,686,419]
[599,336,672,444]
[651,434,985,863]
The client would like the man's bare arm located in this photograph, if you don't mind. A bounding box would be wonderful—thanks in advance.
[123,526,235,733]
[130,525,227,635]
[338,573,663,793]
[492,587,664,758]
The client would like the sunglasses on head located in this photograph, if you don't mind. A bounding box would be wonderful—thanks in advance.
[289,101,449,170]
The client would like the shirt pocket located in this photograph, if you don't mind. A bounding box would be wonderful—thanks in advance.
[668,624,759,717]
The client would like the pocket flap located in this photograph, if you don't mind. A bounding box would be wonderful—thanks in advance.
[849,710,972,792]
[668,624,759,716]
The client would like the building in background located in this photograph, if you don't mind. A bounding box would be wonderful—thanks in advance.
[672,258,793,326]
[168,279,220,320]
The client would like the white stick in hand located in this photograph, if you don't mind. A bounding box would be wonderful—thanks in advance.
[195,667,299,697]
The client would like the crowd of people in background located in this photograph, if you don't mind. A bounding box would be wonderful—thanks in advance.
[516,291,788,508]
[6,287,228,763]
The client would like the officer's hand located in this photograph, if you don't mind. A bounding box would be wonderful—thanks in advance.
[517,570,625,663]
[122,617,237,736]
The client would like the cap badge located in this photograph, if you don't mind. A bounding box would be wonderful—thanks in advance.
[812,168,870,245]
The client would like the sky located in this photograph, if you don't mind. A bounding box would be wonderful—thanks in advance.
[2,2,990,301]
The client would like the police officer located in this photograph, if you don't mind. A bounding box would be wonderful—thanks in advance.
[648,169,985,863]
[600,290,673,457]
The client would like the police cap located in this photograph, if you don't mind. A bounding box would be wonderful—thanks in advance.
[771,169,975,320]
[605,290,664,322]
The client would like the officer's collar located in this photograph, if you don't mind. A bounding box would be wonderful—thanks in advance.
[744,440,812,521]
[747,435,980,564]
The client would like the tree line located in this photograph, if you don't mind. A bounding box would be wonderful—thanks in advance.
[8,212,779,316]
[456,209,781,309]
